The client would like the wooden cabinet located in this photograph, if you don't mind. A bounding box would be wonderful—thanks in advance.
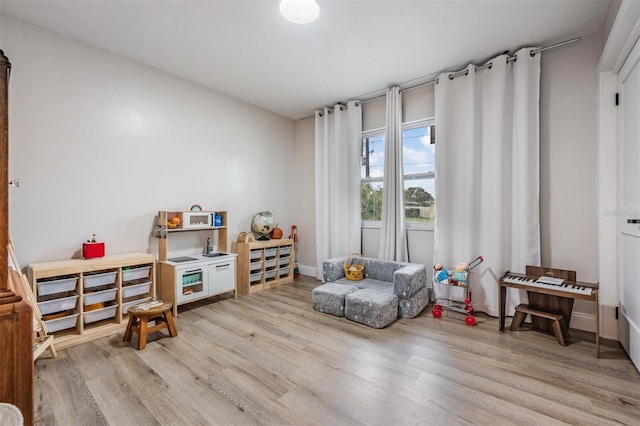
[232,239,295,294]
[155,210,236,316]
[0,50,32,425]
[26,252,155,350]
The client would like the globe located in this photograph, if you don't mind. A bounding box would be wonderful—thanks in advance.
[251,211,275,238]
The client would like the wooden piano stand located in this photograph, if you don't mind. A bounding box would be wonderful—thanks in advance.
[499,265,600,358]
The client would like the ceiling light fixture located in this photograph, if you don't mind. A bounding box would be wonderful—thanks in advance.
[279,0,320,24]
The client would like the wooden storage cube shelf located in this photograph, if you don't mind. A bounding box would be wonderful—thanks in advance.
[27,252,156,350]
[232,239,295,294]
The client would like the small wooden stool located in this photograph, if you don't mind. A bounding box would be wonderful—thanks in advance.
[510,303,569,346]
[123,300,177,350]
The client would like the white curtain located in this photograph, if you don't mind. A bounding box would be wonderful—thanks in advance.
[315,101,362,280]
[434,47,541,316]
[378,87,407,261]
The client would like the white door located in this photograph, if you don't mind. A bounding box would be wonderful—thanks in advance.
[208,260,235,296]
[618,38,640,370]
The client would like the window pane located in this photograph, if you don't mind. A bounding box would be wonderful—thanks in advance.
[361,133,384,221]
[402,125,435,224]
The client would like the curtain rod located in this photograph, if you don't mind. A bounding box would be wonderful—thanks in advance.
[311,36,580,116]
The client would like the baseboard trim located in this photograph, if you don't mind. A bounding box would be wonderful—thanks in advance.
[299,264,317,279]
[570,311,597,334]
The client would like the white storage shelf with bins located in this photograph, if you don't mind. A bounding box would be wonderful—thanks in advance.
[27,252,155,350]
[232,239,294,295]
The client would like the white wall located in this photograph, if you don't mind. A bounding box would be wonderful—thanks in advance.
[2,14,297,266]
[539,32,601,328]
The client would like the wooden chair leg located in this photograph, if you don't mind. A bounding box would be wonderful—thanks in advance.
[138,317,149,350]
[123,314,136,342]
[165,311,178,337]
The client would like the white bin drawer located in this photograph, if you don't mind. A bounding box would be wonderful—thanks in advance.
[84,271,117,289]
[250,271,262,283]
[44,312,79,333]
[279,266,290,277]
[249,260,263,271]
[265,258,277,268]
[265,248,277,257]
[83,304,117,324]
[122,281,151,298]
[83,288,117,306]
[249,250,262,260]
[265,269,277,279]
[279,256,290,266]
[38,295,78,315]
[122,266,151,282]
[37,277,78,297]
[279,246,292,255]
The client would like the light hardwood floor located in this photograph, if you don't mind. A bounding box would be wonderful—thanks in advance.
[34,276,640,425]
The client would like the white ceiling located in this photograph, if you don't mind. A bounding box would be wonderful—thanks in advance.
[0,0,610,120]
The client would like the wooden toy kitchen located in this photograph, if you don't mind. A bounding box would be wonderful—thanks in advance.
[155,210,237,317]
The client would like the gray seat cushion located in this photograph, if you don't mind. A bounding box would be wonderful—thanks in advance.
[312,283,359,317]
[345,288,398,328]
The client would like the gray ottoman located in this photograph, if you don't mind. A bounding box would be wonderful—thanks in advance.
[312,283,359,317]
[345,289,398,328]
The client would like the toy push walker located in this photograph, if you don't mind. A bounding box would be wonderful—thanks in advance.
[432,256,484,325]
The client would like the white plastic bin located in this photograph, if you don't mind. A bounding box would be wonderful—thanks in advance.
[265,258,277,268]
[83,304,117,324]
[44,312,79,333]
[250,250,262,260]
[37,277,78,297]
[38,295,78,315]
[279,256,290,266]
[279,266,290,277]
[84,271,117,289]
[250,271,262,283]
[122,281,151,298]
[280,246,292,255]
[249,260,263,271]
[83,288,117,306]
[265,269,277,280]
[265,248,277,257]
[122,266,151,282]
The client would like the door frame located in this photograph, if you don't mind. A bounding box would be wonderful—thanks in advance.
[598,1,640,356]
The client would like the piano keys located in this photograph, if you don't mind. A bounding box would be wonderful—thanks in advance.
[501,273,594,296]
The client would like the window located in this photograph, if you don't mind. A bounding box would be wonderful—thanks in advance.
[360,131,385,221]
[402,120,435,227]
[360,119,435,228]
